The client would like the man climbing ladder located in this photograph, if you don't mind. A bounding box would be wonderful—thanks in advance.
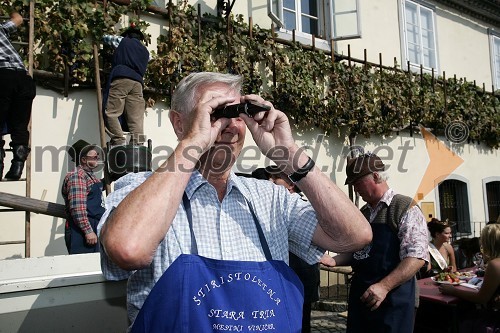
[102,23,149,147]
[0,11,36,181]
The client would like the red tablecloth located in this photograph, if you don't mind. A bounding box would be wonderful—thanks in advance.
[418,278,461,304]
[418,268,480,305]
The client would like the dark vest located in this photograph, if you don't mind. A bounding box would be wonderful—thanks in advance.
[361,194,414,232]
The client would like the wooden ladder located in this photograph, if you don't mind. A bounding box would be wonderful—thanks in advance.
[0,1,35,257]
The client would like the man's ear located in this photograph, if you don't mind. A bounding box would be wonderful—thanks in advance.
[169,110,183,138]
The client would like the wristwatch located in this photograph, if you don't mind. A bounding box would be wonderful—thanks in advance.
[288,157,315,183]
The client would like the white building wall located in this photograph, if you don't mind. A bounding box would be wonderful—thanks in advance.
[433,5,492,87]
[337,1,494,89]
[335,1,403,66]
[295,127,499,226]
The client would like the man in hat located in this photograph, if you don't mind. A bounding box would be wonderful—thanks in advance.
[102,24,149,146]
[331,153,429,333]
[0,11,36,181]
[61,140,105,254]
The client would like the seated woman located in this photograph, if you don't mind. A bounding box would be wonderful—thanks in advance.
[439,224,500,333]
[453,237,480,270]
[426,218,457,275]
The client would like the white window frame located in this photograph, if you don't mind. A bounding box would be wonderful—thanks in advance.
[489,29,500,91]
[268,0,361,51]
[331,0,362,41]
[400,0,439,73]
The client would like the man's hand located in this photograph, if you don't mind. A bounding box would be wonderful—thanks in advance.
[177,91,235,153]
[85,231,98,246]
[10,12,23,27]
[240,94,297,162]
[362,257,423,311]
[320,253,337,267]
[438,284,456,295]
[361,283,390,311]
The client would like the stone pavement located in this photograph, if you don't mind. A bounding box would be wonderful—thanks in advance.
[311,310,347,333]
[311,278,349,332]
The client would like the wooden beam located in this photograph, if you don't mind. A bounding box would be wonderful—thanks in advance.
[0,192,67,219]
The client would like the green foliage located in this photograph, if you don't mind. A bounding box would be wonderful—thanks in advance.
[1,1,498,148]
[2,0,139,82]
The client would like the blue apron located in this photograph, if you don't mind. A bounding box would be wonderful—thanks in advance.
[347,222,415,333]
[66,181,105,254]
[131,194,304,333]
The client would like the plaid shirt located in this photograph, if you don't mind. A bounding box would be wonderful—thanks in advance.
[0,20,26,70]
[62,166,102,234]
[102,34,123,48]
[97,170,324,325]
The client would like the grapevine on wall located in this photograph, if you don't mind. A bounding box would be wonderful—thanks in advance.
[2,0,499,147]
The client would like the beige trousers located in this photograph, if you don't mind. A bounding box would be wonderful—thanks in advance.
[105,78,145,145]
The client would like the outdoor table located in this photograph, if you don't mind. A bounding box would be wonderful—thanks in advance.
[416,269,480,333]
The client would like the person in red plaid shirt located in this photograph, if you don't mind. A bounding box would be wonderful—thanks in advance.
[62,140,105,254]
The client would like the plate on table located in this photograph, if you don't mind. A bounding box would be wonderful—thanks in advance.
[456,271,476,280]
[431,276,462,285]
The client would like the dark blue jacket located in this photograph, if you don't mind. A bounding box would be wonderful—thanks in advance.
[102,37,149,131]
[110,37,149,84]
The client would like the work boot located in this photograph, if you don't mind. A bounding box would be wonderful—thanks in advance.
[4,145,30,181]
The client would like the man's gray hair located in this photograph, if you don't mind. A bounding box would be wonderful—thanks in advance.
[374,170,389,183]
[170,72,243,115]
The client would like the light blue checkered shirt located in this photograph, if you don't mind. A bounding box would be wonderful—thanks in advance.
[102,34,123,48]
[97,170,324,324]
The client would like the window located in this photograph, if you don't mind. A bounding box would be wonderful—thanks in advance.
[268,0,361,49]
[401,0,438,71]
[283,0,320,36]
[331,0,361,40]
[438,179,471,237]
[490,31,500,90]
[485,181,500,223]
